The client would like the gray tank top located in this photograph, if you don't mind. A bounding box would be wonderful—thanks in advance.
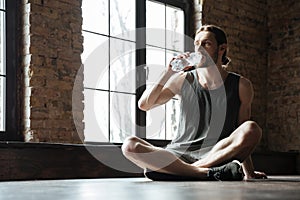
[166,71,241,159]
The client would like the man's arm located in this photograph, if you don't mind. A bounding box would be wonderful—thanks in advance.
[238,77,266,179]
[138,67,185,111]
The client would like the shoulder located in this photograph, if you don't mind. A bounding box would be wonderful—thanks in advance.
[238,75,254,104]
[227,71,252,90]
[227,71,253,103]
[239,76,253,92]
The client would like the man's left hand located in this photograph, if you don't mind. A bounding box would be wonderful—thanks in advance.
[244,171,267,180]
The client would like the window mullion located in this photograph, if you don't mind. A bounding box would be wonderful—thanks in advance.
[135,0,146,139]
[2,0,20,140]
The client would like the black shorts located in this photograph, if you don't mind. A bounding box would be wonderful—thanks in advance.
[165,149,199,164]
[165,146,213,164]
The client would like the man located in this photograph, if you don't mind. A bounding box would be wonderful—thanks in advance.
[122,25,267,181]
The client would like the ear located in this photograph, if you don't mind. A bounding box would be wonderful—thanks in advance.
[219,44,227,52]
[218,44,227,58]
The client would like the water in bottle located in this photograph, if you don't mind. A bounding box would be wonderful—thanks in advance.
[171,52,202,72]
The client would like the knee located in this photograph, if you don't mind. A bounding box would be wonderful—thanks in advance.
[238,121,262,147]
[121,136,141,155]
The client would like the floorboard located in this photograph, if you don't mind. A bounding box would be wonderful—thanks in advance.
[0,176,299,200]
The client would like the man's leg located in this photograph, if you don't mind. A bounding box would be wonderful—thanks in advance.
[192,121,262,168]
[121,136,209,178]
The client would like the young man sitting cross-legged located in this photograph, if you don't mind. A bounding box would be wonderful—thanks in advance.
[121,25,267,181]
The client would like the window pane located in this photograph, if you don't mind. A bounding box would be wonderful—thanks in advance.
[0,11,5,75]
[82,32,109,90]
[110,38,135,93]
[146,0,165,48]
[146,105,165,140]
[0,77,5,131]
[82,0,109,35]
[0,0,4,10]
[146,46,165,89]
[166,98,180,140]
[110,0,135,41]
[110,92,135,143]
[166,6,184,52]
[145,47,167,139]
[84,89,109,142]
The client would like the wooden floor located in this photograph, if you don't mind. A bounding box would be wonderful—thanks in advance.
[0,176,299,200]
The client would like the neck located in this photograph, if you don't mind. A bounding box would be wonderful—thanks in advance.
[196,63,228,90]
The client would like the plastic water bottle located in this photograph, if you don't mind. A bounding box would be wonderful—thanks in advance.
[171,52,202,72]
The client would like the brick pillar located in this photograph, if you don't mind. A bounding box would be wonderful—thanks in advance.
[22,0,84,143]
[267,0,300,152]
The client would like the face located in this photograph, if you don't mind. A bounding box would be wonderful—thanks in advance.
[194,31,220,66]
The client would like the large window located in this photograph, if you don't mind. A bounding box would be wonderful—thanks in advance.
[82,0,193,143]
[0,0,19,140]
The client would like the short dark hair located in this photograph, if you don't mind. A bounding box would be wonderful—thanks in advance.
[196,25,230,65]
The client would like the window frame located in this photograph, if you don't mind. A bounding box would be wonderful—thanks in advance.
[136,0,195,140]
[82,0,195,144]
[0,0,21,141]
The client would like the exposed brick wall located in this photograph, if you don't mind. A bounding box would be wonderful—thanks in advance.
[267,0,300,152]
[198,0,269,150]
[21,0,84,143]
[18,0,299,153]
